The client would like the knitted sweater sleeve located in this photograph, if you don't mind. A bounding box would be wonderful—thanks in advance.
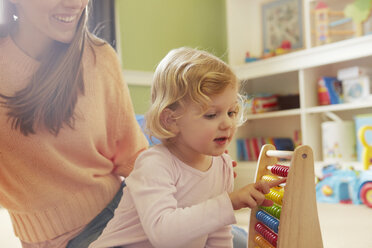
[98,44,148,177]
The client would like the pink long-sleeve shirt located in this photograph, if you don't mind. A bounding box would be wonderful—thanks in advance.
[90,144,237,248]
[0,36,148,243]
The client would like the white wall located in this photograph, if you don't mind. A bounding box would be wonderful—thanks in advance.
[0,208,21,248]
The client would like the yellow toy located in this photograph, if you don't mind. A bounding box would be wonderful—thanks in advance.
[359,125,372,170]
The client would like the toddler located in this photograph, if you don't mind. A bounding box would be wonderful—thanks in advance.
[90,47,284,248]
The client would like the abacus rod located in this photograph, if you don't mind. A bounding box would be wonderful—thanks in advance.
[266,150,293,159]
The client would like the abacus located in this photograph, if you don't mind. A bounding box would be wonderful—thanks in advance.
[248,144,323,248]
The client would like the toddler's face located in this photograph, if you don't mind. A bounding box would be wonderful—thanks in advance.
[174,85,239,157]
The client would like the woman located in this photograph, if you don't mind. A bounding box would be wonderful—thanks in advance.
[0,0,148,247]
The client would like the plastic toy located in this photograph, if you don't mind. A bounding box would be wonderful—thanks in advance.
[359,125,372,170]
[344,0,372,37]
[245,52,259,63]
[360,170,372,207]
[313,1,355,46]
[317,77,343,105]
[316,167,372,208]
[262,49,275,59]
[354,114,372,162]
[321,185,333,196]
[248,144,323,248]
[280,40,291,50]
[342,76,371,103]
[244,94,278,114]
[316,121,372,208]
[275,40,292,55]
[313,0,372,46]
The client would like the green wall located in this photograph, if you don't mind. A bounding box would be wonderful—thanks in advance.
[116,0,227,114]
[128,85,151,115]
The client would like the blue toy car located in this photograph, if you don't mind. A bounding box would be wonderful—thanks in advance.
[316,168,372,208]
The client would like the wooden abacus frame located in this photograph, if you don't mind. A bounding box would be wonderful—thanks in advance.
[248,144,323,248]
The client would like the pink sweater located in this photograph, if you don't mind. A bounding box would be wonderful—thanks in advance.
[90,145,236,248]
[0,36,148,243]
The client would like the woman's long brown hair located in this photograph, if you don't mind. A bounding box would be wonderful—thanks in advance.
[0,0,101,136]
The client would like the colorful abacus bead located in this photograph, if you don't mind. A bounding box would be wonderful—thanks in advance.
[255,222,278,246]
[254,234,275,248]
[262,174,282,190]
[265,188,284,205]
[260,204,281,219]
[256,210,279,233]
[271,164,289,177]
[262,174,280,182]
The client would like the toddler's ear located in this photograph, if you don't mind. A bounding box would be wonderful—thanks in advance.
[160,108,179,134]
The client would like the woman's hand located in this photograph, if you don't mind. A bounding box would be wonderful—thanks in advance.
[229,178,286,210]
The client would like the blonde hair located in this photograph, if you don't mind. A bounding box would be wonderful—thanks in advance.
[0,0,104,135]
[146,47,238,143]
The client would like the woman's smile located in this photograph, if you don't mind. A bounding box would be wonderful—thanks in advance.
[52,14,77,23]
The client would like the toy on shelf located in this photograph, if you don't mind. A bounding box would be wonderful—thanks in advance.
[248,144,323,248]
[275,40,292,55]
[337,66,372,103]
[260,40,292,59]
[312,0,372,46]
[313,1,354,46]
[277,94,300,110]
[262,49,275,59]
[245,52,259,63]
[244,94,279,114]
[344,0,372,37]
[317,77,343,105]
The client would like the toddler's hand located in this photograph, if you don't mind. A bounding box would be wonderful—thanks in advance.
[228,178,286,210]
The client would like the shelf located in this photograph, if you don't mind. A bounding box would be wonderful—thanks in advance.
[227,1,372,164]
[232,35,372,80]
[246,109,301,120]
[306,101,372,114]
[245,101,372,120]
[124,36,372,85]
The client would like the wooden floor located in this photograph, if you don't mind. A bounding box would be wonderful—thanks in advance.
[234,202,372,248]
[2,203,372,247]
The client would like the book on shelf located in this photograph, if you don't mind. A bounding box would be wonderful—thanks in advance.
[236,137,294,161]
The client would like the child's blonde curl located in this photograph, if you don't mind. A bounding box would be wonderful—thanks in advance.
[145,47,239,144]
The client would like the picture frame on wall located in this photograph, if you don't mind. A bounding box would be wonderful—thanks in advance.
[262,0,303,52]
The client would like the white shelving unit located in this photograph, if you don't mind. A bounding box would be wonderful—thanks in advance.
[226,0,372,168]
